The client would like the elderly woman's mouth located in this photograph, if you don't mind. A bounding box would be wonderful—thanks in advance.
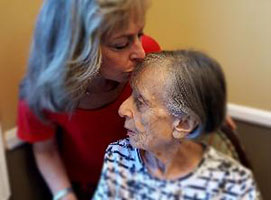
[127,129,137,137]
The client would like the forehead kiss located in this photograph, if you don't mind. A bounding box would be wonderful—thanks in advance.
[118,61,179,150]
[119,50,226,150]
[131,63,169,100]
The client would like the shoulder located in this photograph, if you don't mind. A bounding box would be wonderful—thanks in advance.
[101,139,142,176]
[201,146,254,180]
[104,138,137,163]
[142,35,161,53]
[17,99,58,142]
[198,146,257,198]
[204,146,252,175]
[18,99,61,121]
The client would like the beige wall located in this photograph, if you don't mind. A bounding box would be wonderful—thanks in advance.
[0,0,270,131]
[145,0,271,111]
[0,1,41,131]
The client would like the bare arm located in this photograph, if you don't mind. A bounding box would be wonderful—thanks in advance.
[33,137,77,200]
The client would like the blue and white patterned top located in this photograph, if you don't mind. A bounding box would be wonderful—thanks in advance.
[93,138,259,200]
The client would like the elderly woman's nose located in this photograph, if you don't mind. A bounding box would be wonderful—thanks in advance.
[118,96,133,118]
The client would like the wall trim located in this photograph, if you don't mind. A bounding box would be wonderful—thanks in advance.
[0,123,11,200]
[227,103,271,128]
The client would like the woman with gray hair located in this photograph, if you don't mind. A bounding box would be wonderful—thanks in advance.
[93,50,259,199]
[17,0,161,199]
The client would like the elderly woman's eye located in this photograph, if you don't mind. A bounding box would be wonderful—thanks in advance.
[135,97,145,108]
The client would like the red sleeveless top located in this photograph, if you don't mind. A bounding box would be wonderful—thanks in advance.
[17,35,161,184]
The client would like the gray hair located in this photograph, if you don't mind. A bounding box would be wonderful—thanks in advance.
[131,50,227,135]
[20,0,149,119]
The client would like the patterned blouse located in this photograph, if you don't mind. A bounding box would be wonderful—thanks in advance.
[93,138,260,200]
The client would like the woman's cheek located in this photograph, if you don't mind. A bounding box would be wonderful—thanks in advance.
[135,113,148,133]
[141,112,157,133]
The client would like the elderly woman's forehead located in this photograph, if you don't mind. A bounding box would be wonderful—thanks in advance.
[131,68,170,98]
[133,65,168,83]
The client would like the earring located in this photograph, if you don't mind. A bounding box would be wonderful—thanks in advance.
[173,131,186,139]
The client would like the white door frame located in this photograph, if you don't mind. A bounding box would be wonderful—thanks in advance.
[0,123,11,200]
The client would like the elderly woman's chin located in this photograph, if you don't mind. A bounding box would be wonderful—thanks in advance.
[128,134,147,150]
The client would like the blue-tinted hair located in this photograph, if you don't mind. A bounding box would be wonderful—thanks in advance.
[20,0,148,119]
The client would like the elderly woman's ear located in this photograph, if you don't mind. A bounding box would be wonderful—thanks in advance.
[172,116,199,140]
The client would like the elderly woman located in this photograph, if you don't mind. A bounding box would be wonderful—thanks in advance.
[93,50,259,199]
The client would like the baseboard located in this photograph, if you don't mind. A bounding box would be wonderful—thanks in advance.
[227,103,271,128]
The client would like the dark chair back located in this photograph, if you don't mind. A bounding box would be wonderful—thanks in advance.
[220,124,252,169]
[198,124,252,170]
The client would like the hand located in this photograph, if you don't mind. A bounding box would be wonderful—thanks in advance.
[61,192,78,200]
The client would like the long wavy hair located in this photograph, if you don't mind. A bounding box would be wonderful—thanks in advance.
[20,0,149,119]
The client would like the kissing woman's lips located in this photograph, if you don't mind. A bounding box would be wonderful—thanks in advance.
[125,71,132,77]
